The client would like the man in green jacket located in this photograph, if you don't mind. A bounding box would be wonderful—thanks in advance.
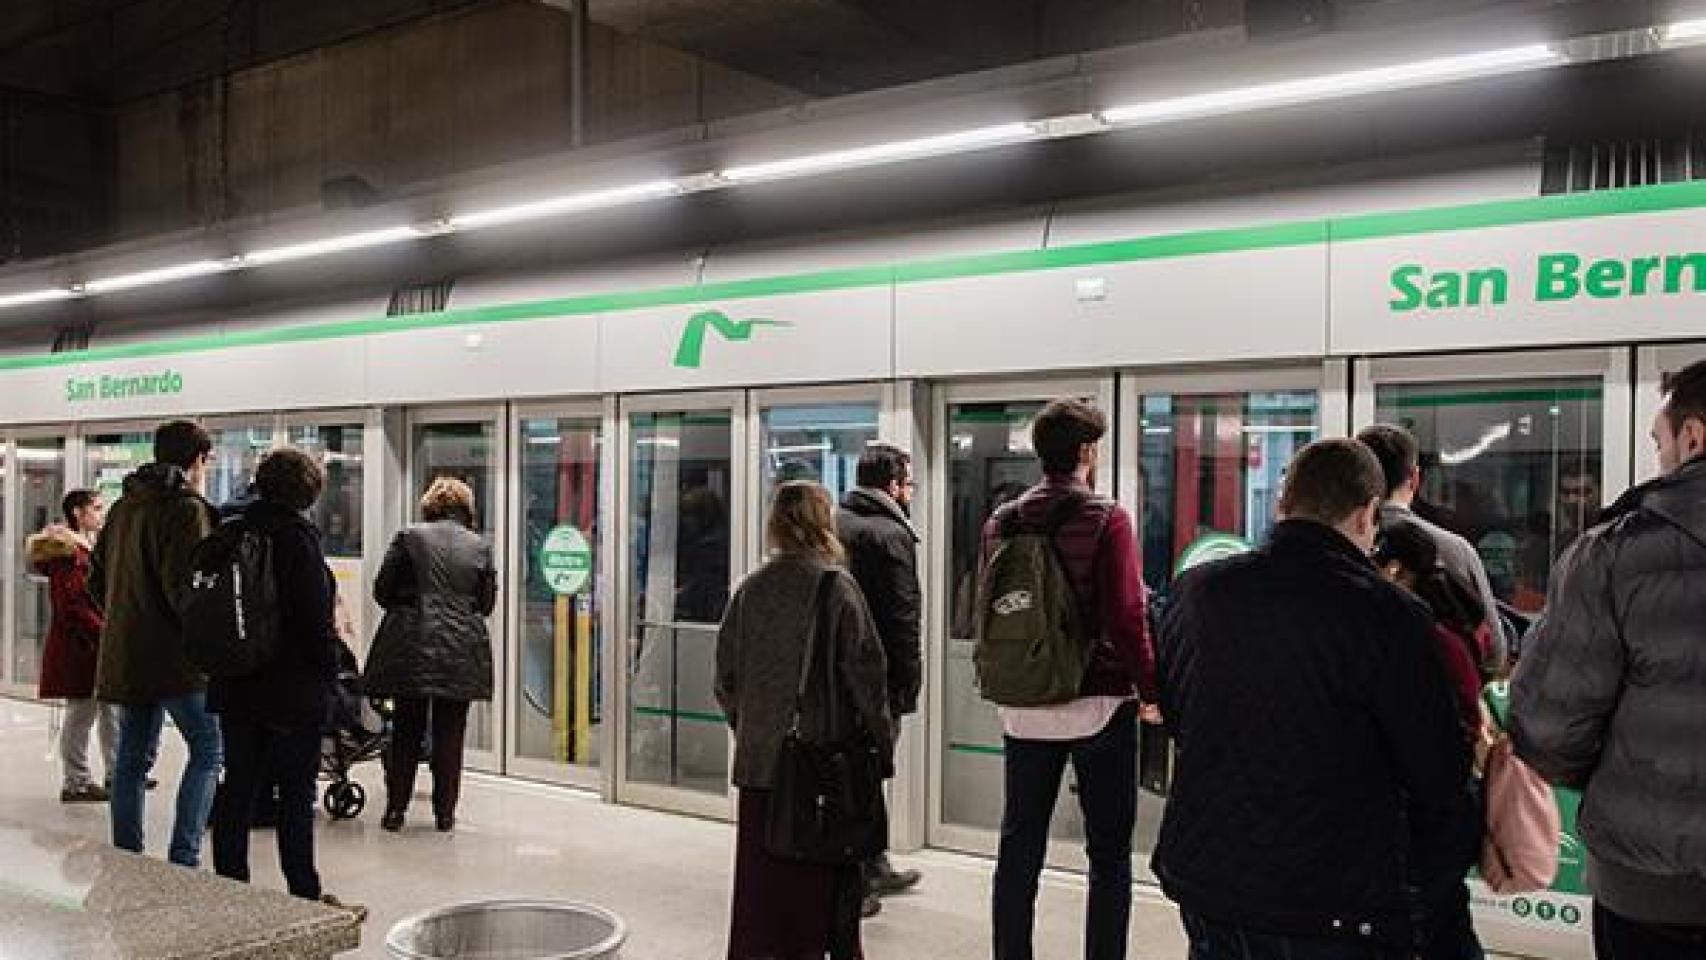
[91,420,222,868]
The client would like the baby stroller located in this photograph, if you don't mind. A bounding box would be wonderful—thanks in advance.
[320,640,392,820]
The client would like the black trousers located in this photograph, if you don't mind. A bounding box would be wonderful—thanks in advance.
[992,702,1137,960]
[212,719,322,900]
[386,697,471,818]
[1595,903,1706,959]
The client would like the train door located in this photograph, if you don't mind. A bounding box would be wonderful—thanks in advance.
[616,392,747,819]
[506,399,613,792]
[1353,347,1631,960]
[1117,364,1331,870]
[928,376,1114,863]
[405,405,509,774]
[3,429,67,698]
[1635,343,1706,482]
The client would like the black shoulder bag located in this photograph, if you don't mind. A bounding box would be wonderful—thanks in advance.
[765,571,889,865]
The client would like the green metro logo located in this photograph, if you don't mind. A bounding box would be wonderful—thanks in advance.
[673,310,792,369]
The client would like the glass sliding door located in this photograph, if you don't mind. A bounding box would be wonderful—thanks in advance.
[408,409,507,772]
[930,378,1113,859]
[619,394,743,818]
[510,404,607,787]
[1355,350,1626,960]
[13,436,67,691]
[288,416,368,654]
[1120,368,1325,863]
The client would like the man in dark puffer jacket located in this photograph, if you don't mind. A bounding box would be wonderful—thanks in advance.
[1512,358,1706,960]
[1154,438,1470,959]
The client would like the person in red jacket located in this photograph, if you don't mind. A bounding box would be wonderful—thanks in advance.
[27,489,117,803]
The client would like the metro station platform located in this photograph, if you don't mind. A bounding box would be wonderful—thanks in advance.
[0,699,1200,960]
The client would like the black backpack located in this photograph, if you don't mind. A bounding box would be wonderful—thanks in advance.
[974,493,1102,707]
[181,517,280,679]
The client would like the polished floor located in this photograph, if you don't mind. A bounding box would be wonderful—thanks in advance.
[0,698,1196,959]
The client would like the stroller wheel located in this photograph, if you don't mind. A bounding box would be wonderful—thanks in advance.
[323,781,366,821]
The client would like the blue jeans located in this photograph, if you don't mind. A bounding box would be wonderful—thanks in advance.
[112,693,224,867]
[1182,914,1407,960]
[992,703,1137,960]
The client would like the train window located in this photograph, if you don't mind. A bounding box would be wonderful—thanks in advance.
[207,424,275,509]
[1138,390,1318,594]
[289,423,364,558]
[1376,377,1603,613]
[758,403,879,512]
[84,432,152,506]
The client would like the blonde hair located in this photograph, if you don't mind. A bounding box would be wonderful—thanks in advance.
[420,476,477,527]
[767,481,844,565]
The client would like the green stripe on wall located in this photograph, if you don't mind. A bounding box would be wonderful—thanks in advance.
[949,742,1005,757]
[4,180,1706,374]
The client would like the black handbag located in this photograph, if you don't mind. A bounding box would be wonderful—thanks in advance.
[764,571,889,865]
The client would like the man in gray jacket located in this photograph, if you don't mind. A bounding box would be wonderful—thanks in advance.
[1358,424,1509,671]
[1511,358,1706,959]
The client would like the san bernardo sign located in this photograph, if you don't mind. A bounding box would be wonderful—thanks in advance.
[539,525,594,596]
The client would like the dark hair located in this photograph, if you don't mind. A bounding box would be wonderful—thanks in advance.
[254,447,325,512]
[1662,358,1706,432]
[1356,424,1419,498]
[154,419,212,470]
[1032,398,1106,475]
[856,444,912,490]
[1374,518,1485,638]
[62,489,97,527]
[1279,438,1385,525]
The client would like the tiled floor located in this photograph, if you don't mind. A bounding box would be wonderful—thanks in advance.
[0,698,1192,959]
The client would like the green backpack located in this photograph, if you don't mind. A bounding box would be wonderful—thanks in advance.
[974,493,1101,707]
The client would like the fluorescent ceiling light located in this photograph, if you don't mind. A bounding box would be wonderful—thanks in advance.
[720,123,1038,184]
[0,288,74,309]
[246,226,426,266]
[82,259,236,294]
[1102,44,1562,126]
[452,181,680,230]
[1664,18,1706,45]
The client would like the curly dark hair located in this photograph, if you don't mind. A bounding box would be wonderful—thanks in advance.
[255,447,326,512]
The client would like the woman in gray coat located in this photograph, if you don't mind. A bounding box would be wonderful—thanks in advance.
[365,476,496,833]
[716,481,893,960]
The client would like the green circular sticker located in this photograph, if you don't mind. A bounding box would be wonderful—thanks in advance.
[1512,898,1534,919]
[1175,533,1254,574]
[539,525,593,596]
[1561,905,1582,925]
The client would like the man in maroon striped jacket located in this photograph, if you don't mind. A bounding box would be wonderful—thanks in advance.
[984,398,1157,960]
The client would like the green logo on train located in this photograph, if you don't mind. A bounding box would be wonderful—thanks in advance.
[672,310,792,369]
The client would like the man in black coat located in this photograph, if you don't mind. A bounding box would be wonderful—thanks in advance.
[1513,359,1706,959]
[1154,438,1470,960]
[836,443,923,904]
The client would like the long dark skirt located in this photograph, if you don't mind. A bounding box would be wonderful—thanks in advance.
[728,787,865,960]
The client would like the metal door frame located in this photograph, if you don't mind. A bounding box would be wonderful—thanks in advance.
[404,403,511,775]
[926,374,1114,864]
[504,397,614,794]
[614,390,748,822]
[1352,348,1634,508]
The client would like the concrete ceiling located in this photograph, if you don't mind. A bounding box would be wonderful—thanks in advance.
[0,0,484,102]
